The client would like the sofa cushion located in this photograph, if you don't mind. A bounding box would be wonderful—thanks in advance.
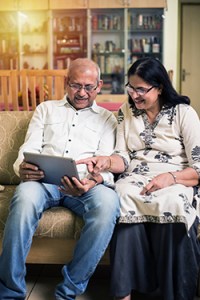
[0,186,84,240]
[0,111,33,185]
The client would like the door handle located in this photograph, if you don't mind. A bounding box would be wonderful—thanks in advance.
[182,69,191,81]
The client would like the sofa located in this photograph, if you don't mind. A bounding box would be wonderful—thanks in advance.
[0,110,110,265]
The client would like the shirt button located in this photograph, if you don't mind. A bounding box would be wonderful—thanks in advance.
[66,150,69,153]
[68,139,71,142]
[72,124,75,127]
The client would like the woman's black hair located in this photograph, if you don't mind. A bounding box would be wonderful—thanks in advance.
[127,57,190,110]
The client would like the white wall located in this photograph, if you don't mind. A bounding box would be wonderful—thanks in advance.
[163,0,179,89]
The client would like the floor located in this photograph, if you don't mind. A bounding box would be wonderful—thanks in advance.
[25,264,200,300]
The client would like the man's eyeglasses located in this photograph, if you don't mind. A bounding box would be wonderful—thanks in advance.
[125,83,154,96]
[68,83,98,93]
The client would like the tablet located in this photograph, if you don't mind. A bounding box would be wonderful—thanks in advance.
[23,152,80,185]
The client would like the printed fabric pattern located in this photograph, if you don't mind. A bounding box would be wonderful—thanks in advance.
[114,102,200,231]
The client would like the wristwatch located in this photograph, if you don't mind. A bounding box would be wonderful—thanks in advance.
[88,177,98,185]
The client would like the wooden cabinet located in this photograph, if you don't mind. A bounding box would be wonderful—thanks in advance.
[88,0,126,9]
[19,11,49,69]
[49,0,88,9]
[127,0,166,8]
[88,0,166,9]
[0,0,18,11]
[0,0,49,11]
[127,7,163,64]
[52,10,87,69]
[0,12,18,69]
[90,8,125,94]
[0,0,165,86]
[18,0,48,10]
[89,6,164,94]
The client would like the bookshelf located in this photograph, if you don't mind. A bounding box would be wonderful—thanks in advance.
[89,7,164,94]
[0,12,18,69]
[90,9,125,94]
[52,10,87,69]
[127,8,163,66]
[19,11,49,69]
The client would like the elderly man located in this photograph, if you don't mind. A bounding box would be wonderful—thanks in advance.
[0,58,119,300]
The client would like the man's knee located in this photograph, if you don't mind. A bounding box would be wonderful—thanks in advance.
[11,181,45,211]
[91,186,120,219]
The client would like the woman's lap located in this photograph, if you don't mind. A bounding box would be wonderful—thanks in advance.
[110,219,200,300]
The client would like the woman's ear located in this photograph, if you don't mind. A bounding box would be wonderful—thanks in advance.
[158,85,163,95]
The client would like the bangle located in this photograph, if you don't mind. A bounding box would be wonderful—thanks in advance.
[88,177,98,186]
[168,172,177,184]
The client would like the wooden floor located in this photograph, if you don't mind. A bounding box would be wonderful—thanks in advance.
[25,264,200,300]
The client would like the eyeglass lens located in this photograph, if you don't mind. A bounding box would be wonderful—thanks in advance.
[69,83,97,92]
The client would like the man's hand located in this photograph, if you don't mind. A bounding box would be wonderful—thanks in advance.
[59,176,97,197]
[77,156,111,175]
[19,161,44,182]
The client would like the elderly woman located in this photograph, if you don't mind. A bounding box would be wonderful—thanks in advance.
[78,57,200,300]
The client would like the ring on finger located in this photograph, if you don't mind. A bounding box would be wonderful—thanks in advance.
[26,174,29,179]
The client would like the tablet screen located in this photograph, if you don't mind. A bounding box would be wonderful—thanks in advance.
[23,152,80,185]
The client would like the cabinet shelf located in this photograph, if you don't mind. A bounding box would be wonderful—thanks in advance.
[57,43,80,47]
[54,52,85,57]
[92,51,124,55]
[131,51,161,55]
[92,29,124,34]
[0,32,17,34]
[22,52,47,56]
[54,30,83,35]
[129,29,162,34]
[0,53,18,58]
[21,31,47,35]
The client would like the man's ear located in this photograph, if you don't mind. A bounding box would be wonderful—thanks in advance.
[64,76,70,91]
[96,80,103,93]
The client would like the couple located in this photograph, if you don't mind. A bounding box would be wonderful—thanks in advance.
[0,57,200,300]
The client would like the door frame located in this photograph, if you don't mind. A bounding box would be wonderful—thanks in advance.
[179,0,200,93]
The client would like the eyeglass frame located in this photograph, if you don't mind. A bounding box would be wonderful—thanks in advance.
[68,82,99,93]
[125,83,155,96]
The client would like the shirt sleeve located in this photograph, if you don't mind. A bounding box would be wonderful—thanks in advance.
[13,104,45,176]
[178,105,200,177]
[113,103,131,166]
[94,112,117,187]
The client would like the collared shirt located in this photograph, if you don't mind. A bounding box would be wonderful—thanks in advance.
[14,96,117,185]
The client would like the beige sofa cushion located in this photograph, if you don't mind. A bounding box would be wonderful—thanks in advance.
[0,111,83,240]
[0,184,83,240]
[0,111,33,185]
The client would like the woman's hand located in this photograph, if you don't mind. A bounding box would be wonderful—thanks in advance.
[141,167,199,195]
[140,172,175,195]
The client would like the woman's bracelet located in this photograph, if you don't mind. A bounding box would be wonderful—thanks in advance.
[168,172,177,184]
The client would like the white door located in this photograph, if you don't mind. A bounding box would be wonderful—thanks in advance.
[181,4,200,115]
